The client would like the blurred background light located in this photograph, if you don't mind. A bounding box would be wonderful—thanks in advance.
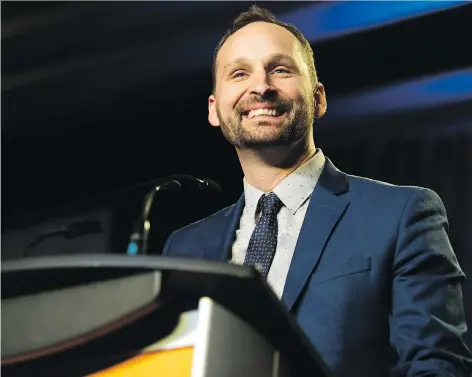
[280,1,468,42]
[327,68,472,119]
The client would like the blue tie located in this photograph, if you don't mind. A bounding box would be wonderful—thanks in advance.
[244,192,283,277]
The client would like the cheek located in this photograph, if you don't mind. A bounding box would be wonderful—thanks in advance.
[293,88,313,108]
[221,86,247,108]
[279,80,309,101]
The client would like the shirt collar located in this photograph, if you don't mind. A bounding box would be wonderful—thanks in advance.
[243,149,326,216]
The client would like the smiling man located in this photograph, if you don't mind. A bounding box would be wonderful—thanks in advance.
[163,6,471,377]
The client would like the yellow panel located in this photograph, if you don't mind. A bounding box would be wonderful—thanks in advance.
[87,347,193,377]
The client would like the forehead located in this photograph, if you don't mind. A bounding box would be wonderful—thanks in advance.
[217,21,305,70]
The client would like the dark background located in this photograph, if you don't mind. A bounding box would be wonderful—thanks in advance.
[2,1,472,346]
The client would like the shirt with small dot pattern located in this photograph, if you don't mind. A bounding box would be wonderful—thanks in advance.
[231,149,326,298]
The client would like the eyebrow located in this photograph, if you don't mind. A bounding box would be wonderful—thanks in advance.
[223,53,298,72]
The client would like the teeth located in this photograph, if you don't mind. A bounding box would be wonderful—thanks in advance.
[247,108,277,119]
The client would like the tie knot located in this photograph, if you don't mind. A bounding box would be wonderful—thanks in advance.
[258,192,283,216]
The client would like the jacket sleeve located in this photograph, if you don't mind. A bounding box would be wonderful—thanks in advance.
[389,188,471,377]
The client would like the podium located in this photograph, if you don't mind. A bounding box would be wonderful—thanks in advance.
[2,255,329,377]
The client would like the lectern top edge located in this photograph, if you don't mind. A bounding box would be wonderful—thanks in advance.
[1,254,256,279]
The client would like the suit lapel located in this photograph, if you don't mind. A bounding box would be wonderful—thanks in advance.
[202,194,245,261]
[282,159,350,311]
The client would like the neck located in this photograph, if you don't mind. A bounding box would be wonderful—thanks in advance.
[236,138,316,192]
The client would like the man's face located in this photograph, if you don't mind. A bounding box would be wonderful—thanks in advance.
[208,21,319,149]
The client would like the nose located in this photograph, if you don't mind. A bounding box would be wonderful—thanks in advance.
[249,71,272,96]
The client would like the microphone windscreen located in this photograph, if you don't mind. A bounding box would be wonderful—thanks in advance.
[160,179,182,194]
[201,178,222,195]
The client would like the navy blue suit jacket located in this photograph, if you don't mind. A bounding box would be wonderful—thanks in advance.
[163,158,471,377]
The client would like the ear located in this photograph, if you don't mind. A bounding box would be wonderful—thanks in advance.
[208,95,221,127]
[314,82,327,118]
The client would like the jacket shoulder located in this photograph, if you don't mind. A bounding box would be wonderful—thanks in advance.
[162,202,237,255]
[191,204,232,228]
[347,173,442,203]
[343,174,447,229]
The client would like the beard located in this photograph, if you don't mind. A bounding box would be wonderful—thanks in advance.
[216,95,314,149]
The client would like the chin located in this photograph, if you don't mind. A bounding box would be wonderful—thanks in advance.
[242,135,294,148]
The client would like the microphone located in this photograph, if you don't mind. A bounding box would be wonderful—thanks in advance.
[167,174,222,195]
[126,175,221,256]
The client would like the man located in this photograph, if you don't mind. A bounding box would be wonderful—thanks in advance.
[163,6,471,377]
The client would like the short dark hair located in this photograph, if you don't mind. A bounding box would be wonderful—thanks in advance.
[211,5,318,94]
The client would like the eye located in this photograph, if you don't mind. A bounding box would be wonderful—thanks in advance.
[231,70,247,79]
[272,67,290,74]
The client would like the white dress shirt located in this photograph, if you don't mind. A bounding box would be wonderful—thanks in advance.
[231,149,326,298]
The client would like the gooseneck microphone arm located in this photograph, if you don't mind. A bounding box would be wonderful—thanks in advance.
[127,179,181,256]
[127,174,222,256]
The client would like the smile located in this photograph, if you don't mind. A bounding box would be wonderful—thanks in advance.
[242,107,285,119]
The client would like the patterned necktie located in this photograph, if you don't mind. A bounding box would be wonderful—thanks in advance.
[244,192,283,277]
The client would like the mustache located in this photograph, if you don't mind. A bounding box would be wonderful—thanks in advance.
[236,98,291,115]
